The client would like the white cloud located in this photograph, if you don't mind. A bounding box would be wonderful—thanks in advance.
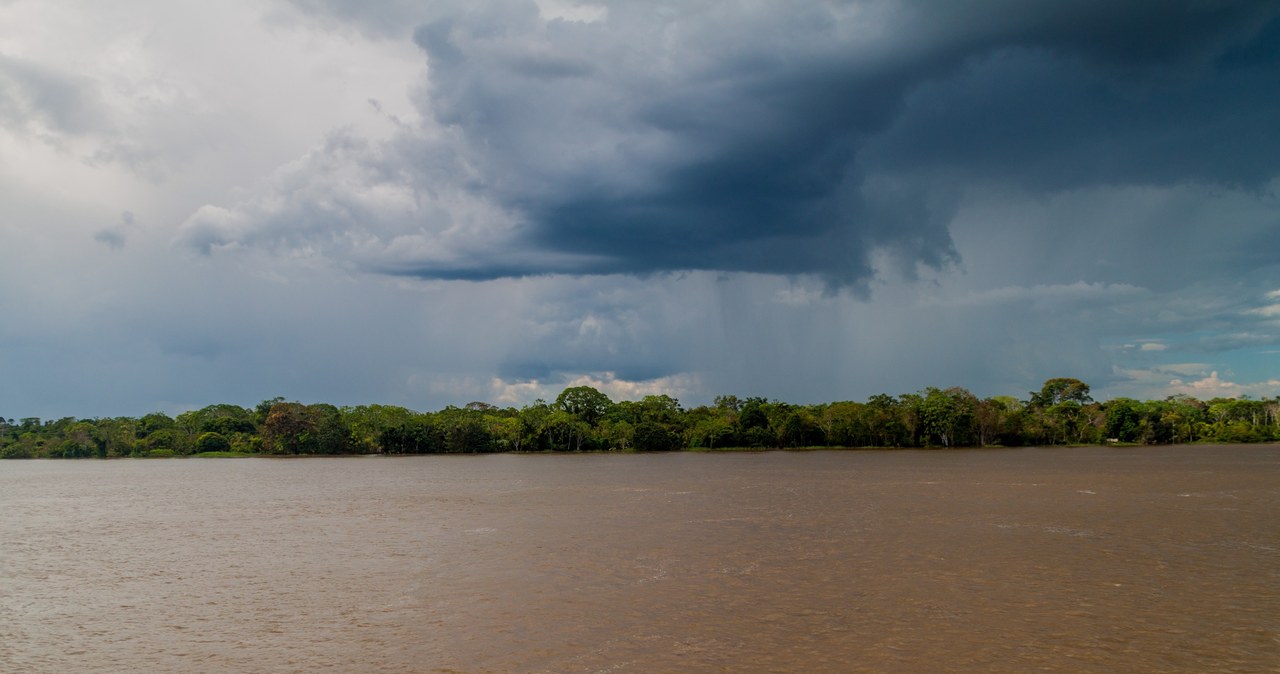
[1246,303,1280,318]
[1168,371,1240,397]
[1110,366,1280,401]
[0,0,422,197]
[534,0,607,24]
[487,371,701,407]
[942,281,1147,308]
[1163,371,1280,400]
[772,284,826,307]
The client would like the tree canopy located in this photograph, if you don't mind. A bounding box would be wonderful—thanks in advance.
[3,379,1277,459]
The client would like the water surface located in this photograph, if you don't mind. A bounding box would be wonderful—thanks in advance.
[2,446,1277,673]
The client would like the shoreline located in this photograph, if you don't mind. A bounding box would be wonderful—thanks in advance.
[8,441,1276,460]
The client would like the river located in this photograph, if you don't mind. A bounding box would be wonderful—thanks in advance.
[2,446,1277,673]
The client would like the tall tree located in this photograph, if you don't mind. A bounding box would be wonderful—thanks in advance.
[1030,378,1093,408]
[555,386,614,425]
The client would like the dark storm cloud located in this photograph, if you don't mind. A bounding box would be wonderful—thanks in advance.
[402,1,963,286]
[204,1,1280,288]
[863,34,1280,192]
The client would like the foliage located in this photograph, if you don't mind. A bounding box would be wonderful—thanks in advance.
[261,402,351,455]
[633,421,680,452]
[3,379,1277,459]
[195,432,232,454]
[554,386,614,425]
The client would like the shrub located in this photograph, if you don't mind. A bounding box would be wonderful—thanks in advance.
[195,432,231,454]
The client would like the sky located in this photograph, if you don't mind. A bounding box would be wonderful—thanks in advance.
[2,0,1279,419]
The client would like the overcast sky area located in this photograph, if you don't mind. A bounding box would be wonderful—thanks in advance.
[2,0,1279,419]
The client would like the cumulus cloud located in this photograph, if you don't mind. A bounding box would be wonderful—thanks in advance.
[1109,364,1280,401]
[1166,371,1279,399]
[484,371,701,407]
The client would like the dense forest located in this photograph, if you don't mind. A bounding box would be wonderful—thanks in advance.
[2,378,1277,459]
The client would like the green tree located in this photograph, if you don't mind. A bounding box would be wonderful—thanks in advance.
[138,412,175,438]
[486,414,523,452]
[436,406,496,453]
[898,393,924,446]
[687,413,734,450]
[713,395,742,413]
[0,441,34,459]
[1105,398,1142,442]
[598,419,635,451]
[542,409,591,451]
[865,394,906,446]
[820,401,866,447]
[260,402,350,455]
[1030,378,1093,408]
[634,420,680,451]
[780,408,820,447]
[8,432,43,459]
[195,404,257,435]
[307,403,352,455]
[518,400,554,451]
[195,432,232,453]
[144,428,186,455]
[343,404,417,454]
[380,415,444,454]
[92,417,139,457]
[50,421,99,458]
[255,397,287,426]
[636,395,683,425]
[919,387,978,447]
[174,410,204,439]
[738,397,770,432]
[554,386,614,425]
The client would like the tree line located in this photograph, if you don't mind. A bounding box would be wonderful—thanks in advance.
[2,378,1277,459]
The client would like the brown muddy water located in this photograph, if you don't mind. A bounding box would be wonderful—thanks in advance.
[1,446,1277,673]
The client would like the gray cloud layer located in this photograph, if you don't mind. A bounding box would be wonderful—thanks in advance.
[179,0,1280,290]
[0,52,106,138]
[4,0,1263,419]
